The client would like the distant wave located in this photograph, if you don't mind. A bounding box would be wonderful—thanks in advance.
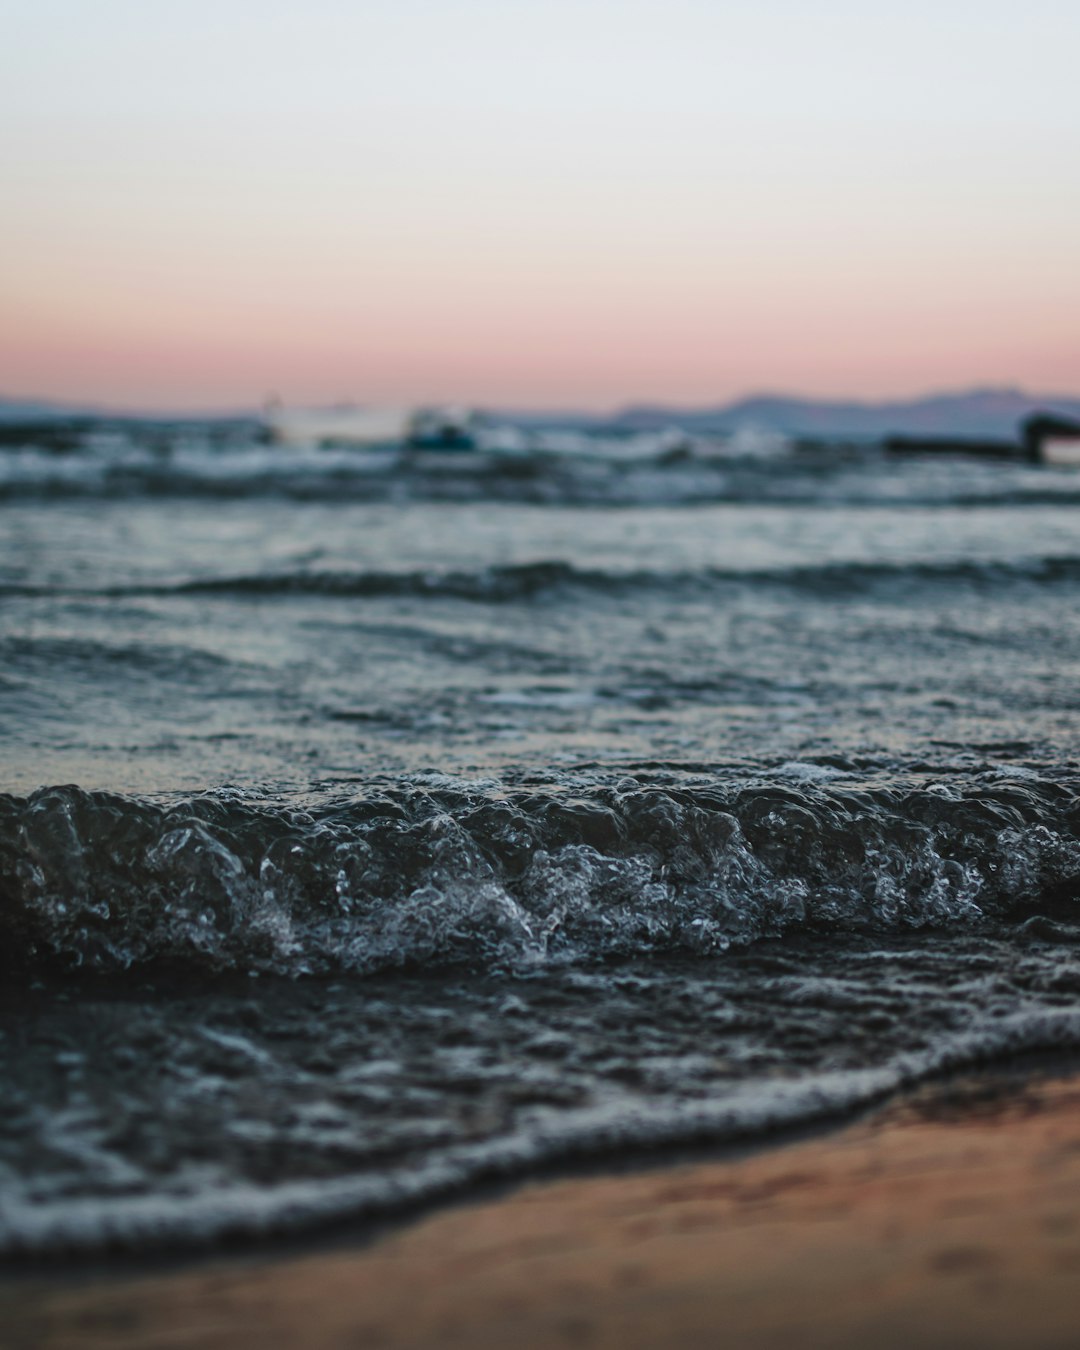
[3,424,1080,507]
[8,555,1080,604]
[156,554,1080,599]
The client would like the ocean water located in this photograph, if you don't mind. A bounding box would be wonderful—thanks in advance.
[3,421,1080,1256]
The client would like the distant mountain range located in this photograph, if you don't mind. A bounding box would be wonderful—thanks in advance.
[603,388,1080,439]
[3,387,1079,439]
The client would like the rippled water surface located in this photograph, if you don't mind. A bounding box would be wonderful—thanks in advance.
[3,422,1080,1255]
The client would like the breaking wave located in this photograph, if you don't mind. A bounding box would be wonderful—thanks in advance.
[5,773,1079,980]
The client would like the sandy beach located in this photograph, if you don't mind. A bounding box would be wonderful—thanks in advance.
[4,1062,1080,1350]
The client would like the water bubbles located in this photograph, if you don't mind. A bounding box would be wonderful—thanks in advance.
[2,772,1079,979]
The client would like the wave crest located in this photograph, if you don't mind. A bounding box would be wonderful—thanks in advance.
[9,554,1080,606]
[4,774,1079,978]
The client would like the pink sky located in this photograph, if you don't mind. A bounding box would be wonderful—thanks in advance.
[3,1,1078,411]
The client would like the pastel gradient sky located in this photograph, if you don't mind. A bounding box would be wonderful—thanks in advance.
[2,0,1078,411]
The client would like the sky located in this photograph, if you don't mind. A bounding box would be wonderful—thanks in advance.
[1,0,1078,411]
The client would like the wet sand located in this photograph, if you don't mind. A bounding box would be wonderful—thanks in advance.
[4,1066,1080,1350]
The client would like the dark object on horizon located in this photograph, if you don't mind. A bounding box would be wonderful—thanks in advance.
[1022,413,1080,466]
[404,407,480,453]
[0,418,93,453]
[885,412,1080,466]
[883,434,1024,461]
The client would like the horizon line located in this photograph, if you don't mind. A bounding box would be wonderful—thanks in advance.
[4,383,1080,422]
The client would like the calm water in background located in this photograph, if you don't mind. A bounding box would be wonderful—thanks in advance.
[3,425,1080,1255]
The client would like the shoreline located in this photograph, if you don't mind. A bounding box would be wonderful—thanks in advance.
[5,1057,1080,1349]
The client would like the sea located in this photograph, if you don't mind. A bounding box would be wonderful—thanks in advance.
[3,418,1080,1257]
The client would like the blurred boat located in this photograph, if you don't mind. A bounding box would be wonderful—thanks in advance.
[403,406,481,452]
[262,402,481,452]
[1022,413,1080,467]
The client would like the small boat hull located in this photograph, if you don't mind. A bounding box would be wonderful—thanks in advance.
[1039,437,1080,468]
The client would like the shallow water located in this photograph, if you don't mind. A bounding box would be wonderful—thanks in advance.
[3,422,1080,1255]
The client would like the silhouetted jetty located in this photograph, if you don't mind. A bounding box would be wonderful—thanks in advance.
[885,412,1080,466]
[884,434,1023,460]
